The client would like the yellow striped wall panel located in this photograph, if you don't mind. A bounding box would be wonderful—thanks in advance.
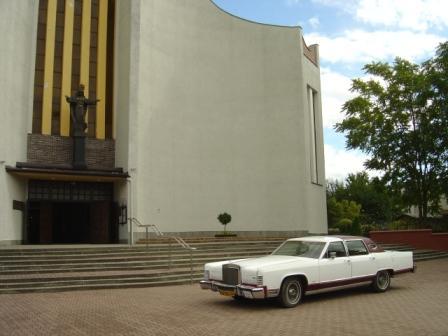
[60,0,75,136]
[41,0,57,135]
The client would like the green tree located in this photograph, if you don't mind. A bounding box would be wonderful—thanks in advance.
[327,196,361,234]
[217,212,232,234]
[424,42,448,195]
[334,172,403,224]
[336,43,448,221]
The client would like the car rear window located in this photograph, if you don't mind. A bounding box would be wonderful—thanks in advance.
[346,240,369,256]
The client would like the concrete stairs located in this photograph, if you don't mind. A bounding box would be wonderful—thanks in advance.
[380,243,448,261]
[0,238,447,294]
[0,238,284,294]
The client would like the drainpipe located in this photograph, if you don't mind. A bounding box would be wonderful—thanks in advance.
[127,178,133,246]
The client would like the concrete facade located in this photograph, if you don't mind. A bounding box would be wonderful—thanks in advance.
[0,0,326,244]
[118,0,326,238]
[0,1,39,244]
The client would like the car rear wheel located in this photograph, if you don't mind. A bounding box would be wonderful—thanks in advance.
[279,278,303,308]
[372,270,391,292]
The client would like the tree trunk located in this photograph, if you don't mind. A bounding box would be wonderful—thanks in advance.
[418,204,423,224]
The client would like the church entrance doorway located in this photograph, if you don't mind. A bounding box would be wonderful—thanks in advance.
[26,180,118,244]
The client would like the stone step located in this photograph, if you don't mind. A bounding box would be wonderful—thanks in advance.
[0,270,203,290]
[384,246,416,251]
[377,243,448,261]
[414,251,448,261]
[0,253,267,275]
[0,247,274,263]
[0,248,272,263]
[414,249,445,255]
[0,266,201,281]
[379,244,415,251]
[2,252,447,295]
[2,249,438,271]
[0,244,277,259]
[0,241,283,256]
[0,277,203,294]
[136,236,287,244]
[1,238,446,295]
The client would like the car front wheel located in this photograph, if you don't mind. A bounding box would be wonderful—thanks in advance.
[372,270,391,292]
[279,278,303,308]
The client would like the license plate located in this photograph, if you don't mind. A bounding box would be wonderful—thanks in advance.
[219,289,236,297]
[243,291,253,299]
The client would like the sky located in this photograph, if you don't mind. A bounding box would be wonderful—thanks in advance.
[212,0,448,182]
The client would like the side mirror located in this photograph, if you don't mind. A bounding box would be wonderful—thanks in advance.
[329,252,337,259]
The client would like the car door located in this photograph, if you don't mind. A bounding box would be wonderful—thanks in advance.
[345,240,377,278]
[319,241,351,283]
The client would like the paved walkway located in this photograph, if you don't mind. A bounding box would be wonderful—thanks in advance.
[0,259,447,336]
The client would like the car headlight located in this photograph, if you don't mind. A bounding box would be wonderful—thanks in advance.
[204,270,210,281]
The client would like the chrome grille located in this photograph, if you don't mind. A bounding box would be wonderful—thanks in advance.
[222,265,240,285]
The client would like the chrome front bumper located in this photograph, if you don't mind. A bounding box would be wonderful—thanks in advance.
[200,280,266,299]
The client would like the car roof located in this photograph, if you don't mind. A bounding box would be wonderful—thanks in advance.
[332,235,366,241]
[287,236,339,243]
[286,236,383,253]
[287,235,366,243]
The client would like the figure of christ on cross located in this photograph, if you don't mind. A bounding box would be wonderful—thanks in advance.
[65,84,99,169]
[66,84,98,137]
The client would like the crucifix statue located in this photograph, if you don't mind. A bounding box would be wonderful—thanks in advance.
[66,84,99,169]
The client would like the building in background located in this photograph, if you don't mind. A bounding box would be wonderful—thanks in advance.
[0,0,326,245]
[408,197,448,218]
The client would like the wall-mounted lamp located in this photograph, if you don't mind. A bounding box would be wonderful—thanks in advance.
[119,204,127,225]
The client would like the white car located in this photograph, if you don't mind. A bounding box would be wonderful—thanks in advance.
[200,236,415,307]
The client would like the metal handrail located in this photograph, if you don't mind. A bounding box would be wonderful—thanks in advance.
[173,236,196,250]
[129,218,197,284]
[130,217,164,240]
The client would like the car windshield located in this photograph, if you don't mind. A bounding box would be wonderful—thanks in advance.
[272,241,325,259]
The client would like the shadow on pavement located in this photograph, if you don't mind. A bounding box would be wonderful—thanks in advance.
[203,284,409,310]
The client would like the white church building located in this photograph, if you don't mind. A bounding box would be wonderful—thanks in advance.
[0,0,327,245]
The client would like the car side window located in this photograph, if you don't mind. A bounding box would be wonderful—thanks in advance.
[325,242,347,258]
[346,240,369,256]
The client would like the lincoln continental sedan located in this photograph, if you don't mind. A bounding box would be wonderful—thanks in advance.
[200,236,415,307]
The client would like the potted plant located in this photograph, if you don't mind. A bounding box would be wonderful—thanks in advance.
[215,212,237,237]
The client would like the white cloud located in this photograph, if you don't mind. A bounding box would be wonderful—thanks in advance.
[312,0,448,31]
[356,0,448,31]
[320,68,353,128]
[324,144,369,181]
[306,30,444,64]
[308,16,320,29]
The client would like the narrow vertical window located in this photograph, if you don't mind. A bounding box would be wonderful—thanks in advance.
[308,86,319,184]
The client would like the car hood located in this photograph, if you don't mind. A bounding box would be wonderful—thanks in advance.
[226,255,315,270]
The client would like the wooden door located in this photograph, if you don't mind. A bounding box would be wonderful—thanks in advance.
[90,201,110,243]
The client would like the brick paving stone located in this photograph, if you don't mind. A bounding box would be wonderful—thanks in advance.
[0,259,447,336]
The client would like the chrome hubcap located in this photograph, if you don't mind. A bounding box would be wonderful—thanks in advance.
[287,282,301,303]
[378,272,390,289]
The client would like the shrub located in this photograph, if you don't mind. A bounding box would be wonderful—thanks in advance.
[336,218,353,234]
[217,212,232,234]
